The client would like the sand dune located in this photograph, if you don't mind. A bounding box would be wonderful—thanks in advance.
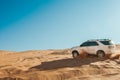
[0,49,120,80]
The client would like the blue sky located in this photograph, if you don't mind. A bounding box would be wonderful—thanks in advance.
[0,0,120,51]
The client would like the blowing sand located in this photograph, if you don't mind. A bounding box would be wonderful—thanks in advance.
[0,49,120,80]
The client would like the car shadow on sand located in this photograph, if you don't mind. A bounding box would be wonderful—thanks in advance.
[30,55,107,71]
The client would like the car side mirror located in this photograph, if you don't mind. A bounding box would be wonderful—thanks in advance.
[80,45,82,47]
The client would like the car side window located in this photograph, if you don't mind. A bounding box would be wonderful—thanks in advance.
[80,41,98,47]
[80,42,89,47]
[88,41,98,46]
[100,41,113,45]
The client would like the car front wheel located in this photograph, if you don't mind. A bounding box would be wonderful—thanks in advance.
[72,51,79,58]
[97,50,105,58]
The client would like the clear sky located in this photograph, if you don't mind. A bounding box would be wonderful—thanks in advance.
[0,0,120,51]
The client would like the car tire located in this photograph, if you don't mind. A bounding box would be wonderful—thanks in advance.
[72,51,79,58]
[97,50,105,58]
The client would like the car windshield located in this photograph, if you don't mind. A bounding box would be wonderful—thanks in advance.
[100,41,113,45]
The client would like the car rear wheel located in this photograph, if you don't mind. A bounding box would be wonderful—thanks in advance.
[97,50,105,58]
[72,51,79,58]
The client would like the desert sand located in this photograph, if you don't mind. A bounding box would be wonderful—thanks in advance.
[0,47,120,80]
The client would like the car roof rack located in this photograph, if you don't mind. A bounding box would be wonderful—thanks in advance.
[87,39,111,42]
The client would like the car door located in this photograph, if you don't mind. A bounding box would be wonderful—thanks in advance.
[80,42,89,53]
[87,41,99,54]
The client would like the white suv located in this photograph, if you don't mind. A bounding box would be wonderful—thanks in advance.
[71,39,116,58]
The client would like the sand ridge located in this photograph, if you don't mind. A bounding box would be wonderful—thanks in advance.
[0,49,120,80]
